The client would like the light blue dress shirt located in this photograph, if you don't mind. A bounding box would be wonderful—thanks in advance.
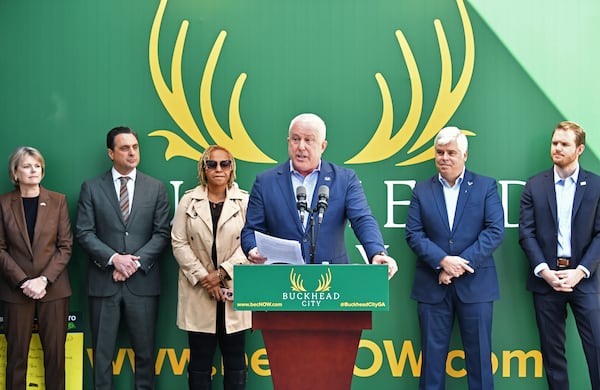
[438,169,465,231]
[534,164,589,277]
[555,168,577,258]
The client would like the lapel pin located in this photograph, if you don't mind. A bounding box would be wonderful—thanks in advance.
[324,176,331,181]
[40,202,47,207]
[581,181,587,186]
[467,181,473,186]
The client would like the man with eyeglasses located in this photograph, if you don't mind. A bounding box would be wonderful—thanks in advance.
[76,126,171,390]
[241,113,397,278]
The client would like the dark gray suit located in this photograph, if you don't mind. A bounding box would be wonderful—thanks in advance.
[76,169,170,390]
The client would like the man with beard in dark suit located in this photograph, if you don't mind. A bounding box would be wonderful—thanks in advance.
[519,121,600,389]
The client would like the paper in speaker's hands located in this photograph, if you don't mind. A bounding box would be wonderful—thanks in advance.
[254,231,304,264]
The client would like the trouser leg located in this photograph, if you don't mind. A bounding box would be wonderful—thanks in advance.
[188,331,217,390]
[89,293,122,390]
[217,302,247,390]
[122,286,158,390]
[37,298,69,390]
[456,301,494,390]
[4,301,35,390]
[417,292,454,390]
[533,293,569,390]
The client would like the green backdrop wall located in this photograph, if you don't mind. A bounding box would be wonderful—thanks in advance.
[1,0,598,388]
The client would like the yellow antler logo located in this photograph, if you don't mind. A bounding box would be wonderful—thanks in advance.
[290,268,332,292]
[149,0,475,166]
[149,0,275,163]
[315,268,332,292]
[290,268,307,292]
[345,0,475,166]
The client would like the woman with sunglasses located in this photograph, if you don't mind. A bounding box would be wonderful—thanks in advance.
[171,145,251,389]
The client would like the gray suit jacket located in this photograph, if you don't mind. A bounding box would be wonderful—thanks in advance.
[76,170,170,297]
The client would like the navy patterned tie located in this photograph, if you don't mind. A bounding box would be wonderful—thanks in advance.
[119,176,130,223]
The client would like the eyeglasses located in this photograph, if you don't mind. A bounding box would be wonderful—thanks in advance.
[205,160,232,170]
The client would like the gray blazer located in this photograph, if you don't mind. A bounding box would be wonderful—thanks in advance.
[76,170,170,297]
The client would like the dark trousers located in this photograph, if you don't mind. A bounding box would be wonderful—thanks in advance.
[4,298,69,390]
[89,284,158,390]
[417,285,494,390]
[533,291,600,390]
[188,302,247,375]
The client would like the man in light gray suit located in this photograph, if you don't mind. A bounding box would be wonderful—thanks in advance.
[76,126,171,390]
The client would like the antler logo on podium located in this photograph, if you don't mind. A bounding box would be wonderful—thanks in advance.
[315,269,332,292]
[290,268,306,292]
[290,268,332,293]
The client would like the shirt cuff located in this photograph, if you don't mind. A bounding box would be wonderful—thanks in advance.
[534,262,549,277]
[578,265,590,278]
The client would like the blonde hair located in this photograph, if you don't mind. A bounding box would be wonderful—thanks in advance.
[198,145,236,188]
[8,146,45,187]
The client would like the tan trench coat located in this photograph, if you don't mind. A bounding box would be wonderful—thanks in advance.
[171,184,251,334]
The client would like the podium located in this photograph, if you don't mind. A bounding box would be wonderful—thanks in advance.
[234,264,389,390]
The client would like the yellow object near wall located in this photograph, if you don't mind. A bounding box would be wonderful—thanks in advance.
[0,333,83,390]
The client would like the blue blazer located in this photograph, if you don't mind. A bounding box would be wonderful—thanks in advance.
[405,170,504,303]
[519,168,600,294]
[241,160,386,264]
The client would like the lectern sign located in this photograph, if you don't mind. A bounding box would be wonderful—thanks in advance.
[234,264,389,311]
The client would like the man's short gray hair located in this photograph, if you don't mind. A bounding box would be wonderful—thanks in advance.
[434,126,468,154]
[288,113,327,141]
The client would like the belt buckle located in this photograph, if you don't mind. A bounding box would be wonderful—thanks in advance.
[557,258,570,268]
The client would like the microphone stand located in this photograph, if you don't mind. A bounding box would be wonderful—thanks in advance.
[305,185,328,264]
[308,210,316,264]
[308,207,324,264]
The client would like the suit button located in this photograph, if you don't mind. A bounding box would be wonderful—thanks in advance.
[125,232,129,236]
[449,239,454,244]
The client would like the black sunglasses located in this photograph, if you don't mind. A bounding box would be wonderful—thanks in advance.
[205,160,232,170]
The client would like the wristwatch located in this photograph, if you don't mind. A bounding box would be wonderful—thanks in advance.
[40,275,48,284]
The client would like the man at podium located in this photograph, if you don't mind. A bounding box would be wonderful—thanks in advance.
[241,113,397,279]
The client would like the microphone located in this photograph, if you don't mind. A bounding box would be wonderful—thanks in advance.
[296,186,308,224]
[316,185,329,224]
